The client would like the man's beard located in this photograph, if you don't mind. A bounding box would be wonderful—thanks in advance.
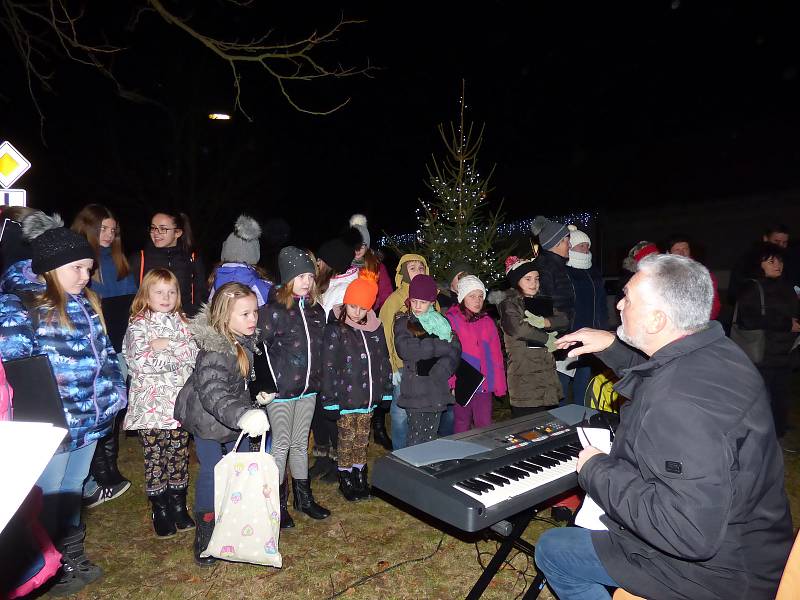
[617,323,644,351]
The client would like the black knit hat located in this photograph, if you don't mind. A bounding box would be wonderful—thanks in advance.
[22,212,93,275]
[317,238,354,274]
[278,246,315,284]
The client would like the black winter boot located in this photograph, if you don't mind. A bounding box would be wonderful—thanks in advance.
[150,492,177,538]
[292,478,331,520]
[100,421,127,486]
[352,465,371,500]
[167,489,195,531]
[279,480,295,529]
[372,408,393,451]
[57,524,103,584]
[337,469,359,502]
[193,512,216,566]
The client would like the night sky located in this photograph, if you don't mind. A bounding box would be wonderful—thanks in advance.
[2,1,799,256]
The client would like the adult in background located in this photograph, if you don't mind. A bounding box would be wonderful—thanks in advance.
[565,226,609,404]
[536,254,793,600]
[665,233,720,320]
[71,204,136,509]
[129,210,206,317]
[735,243,799,439]
[728,223,795,305]
[531,216,574,398]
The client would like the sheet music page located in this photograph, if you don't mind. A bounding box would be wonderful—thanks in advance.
[0,421,66,533]
[574,426,612,531]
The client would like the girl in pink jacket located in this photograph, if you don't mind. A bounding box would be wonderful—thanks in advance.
[445,275,507,433]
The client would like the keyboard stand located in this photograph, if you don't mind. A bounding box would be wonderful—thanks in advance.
[466,507,547,600]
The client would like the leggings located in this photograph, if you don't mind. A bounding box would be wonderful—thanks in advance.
[406,410,442,446]
[266,395,316,481]
[137,428,190,496]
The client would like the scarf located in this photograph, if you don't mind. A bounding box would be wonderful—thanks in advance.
[416,307,452,341]
[567,250,592,269]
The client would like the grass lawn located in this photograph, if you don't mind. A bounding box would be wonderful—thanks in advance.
[73,382,800,600]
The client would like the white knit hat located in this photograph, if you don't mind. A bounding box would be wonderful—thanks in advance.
[457,274,487,303]
[567,225,590,248]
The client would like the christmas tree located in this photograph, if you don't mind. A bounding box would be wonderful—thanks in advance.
[393,82,508,286]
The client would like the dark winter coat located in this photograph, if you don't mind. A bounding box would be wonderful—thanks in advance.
[393,312,461,412]
[258,296,325,401]
[535,250,575,328]
[736,277,798,368]
[496,289,567,408]
[566,265,610,330]
[0,259,127,452]
[581,323,793,600]
[130,243,206,316]
[319,307,392,415]
[173,306,257,443]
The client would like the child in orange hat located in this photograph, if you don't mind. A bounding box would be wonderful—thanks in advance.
[319,271,393,501]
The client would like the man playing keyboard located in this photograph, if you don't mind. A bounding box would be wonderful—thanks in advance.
[535,253,793,600]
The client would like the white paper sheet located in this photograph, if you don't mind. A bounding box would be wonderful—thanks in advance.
[0,421,66,533]
[574,426,612,531]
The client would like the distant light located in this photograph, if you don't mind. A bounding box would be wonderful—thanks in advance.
[208,113,231,120]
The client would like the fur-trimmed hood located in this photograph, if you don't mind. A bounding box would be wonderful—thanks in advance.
[188,304,260,356]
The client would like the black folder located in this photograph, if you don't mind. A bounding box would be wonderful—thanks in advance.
[4,354,68,431]
[453,359,485,407]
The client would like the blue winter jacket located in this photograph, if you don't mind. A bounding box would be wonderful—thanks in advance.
[0,259,127,452]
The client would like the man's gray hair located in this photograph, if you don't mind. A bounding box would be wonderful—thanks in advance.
[637,254,713,332]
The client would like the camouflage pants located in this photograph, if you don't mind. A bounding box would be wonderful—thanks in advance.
[337,412,371,468]
[138,428,190,496]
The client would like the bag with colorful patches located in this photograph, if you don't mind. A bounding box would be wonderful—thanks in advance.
[201,432,282,567]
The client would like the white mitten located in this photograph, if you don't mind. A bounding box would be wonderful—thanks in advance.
[255,391,276,406]
[391,371,402,386]
[545,331,559,353]
[238,409,270,436]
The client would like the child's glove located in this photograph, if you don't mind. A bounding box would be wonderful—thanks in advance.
[238,409,270,436]
[255,391,276,406]
[545,331,559,353]
[523,311,546,329]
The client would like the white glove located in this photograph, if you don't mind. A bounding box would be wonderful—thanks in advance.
[391,371,402,386]
[545,331,559,353]
[255,391,276,406]
[238,409,270,436]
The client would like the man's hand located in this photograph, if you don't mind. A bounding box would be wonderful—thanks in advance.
[555,328,615,358]
[149,337,170,352]
[576,446,605,473]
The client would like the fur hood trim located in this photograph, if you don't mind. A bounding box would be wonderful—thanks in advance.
[188,304,260,355]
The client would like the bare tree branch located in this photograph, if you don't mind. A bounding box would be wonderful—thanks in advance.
[0,0,374,137]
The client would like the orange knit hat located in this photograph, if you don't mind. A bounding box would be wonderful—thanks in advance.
[343,270,379,309]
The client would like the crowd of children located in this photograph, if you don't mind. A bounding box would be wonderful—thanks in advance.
[3,205,765,597]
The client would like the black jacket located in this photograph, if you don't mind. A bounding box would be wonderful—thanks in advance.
[319,310,392,413]
[567,266,610,330]
[736,277,798,368]
[173,307,257,443]
[393,313,461,412]
[535,250,575,328]
[258,296,325,400]
[130,244,206,316]
[580,323,793,600]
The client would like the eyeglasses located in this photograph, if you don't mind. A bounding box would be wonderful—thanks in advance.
[99,225,118,236]
[149,226,177,234]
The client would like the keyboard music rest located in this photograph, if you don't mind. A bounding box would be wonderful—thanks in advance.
[372,410,582,533]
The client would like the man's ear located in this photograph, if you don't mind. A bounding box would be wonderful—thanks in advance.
[646,308,669,334]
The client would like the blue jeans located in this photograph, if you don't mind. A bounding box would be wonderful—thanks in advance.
[390,370,408,450]
[194,436,245,514]
[535,527,619,600]
[438,404,455,437]
[36,441,97,538]
[572,365,592,406]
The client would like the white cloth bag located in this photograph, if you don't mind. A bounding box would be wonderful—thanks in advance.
[201,433,282,567]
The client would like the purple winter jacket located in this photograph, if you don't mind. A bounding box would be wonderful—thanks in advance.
[445,305,507,397]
